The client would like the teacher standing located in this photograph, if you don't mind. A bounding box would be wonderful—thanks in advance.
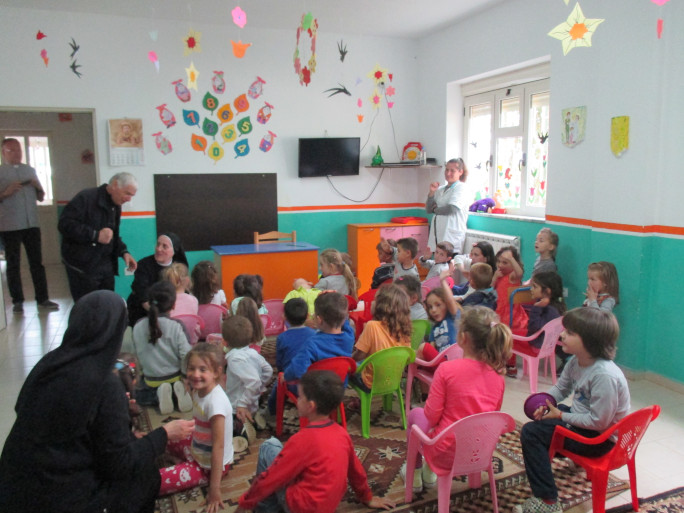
[426,158,469,254]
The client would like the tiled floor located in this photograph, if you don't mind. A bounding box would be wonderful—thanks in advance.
[0,263,683,511]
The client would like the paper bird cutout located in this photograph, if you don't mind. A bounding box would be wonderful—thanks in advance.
[356,78,362,86]
[651,0,670,5]
[186,62,199,91]
[69,38,80,58]
[36,30,46,40]
[338,40,348,62]
[324,84,351,97]
[70,60,82,78]
[231,40,251,58]
[232,6,247,28]
[40,49,49,67]
[183,29,202,55]
[548,3,604,55]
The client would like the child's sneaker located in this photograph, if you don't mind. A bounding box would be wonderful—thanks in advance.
[513,497,562,513]
[173,381,193,412]
[421,461,437,488]
[254,407,269,430]
[506,365,518,378]
[157,382,173,415]
[232,435,249,453]
[400,462,423,493]
[242,420,257,444]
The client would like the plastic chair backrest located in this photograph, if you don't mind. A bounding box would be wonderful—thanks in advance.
[254,230,296,244]
[535,317,564,357]
[508,286,532,325]
[259,314,270,331]
[172,314,205,345]
[411,319,432,351]
[606,405,661,470]
[262,299,285,335]
[308,356,357,381]
[344,295,358,311]
[197,303,227,339]
[356,346,415,395]
[421,276,454,301]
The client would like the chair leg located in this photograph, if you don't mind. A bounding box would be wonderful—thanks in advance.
[405,375,414,420]
[628,460,640,511]
[467,472,481,489]
[437,475,452,513]
[275,383,285,437]
[338,402,347,430]
[527,357,539,394]
[360,392,371,439]
[405,437,419,504]
[488,467,499,513]
[590,471,609,513]
[382,392,393,412]
[397,389,407,430]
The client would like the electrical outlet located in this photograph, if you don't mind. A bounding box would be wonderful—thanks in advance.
[563,287,568,298]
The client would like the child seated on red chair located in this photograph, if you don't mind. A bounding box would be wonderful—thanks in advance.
[515,308,630,513]
[236,370,395,513]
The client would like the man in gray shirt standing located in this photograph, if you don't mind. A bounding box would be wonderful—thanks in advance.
[0,138,58,313]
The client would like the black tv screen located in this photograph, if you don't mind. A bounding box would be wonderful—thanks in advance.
[298,137,360,178]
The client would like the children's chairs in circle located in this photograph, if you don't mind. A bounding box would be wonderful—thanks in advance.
[404,411,515,513]
[262,298,286,336]
[197,303,228,340]
[253,230,296,245]
[275,356,357,436]
[510,317,564,394]
[350,346,416,439]
[410,319,432,352]
[171,314,205,346]
[405,343,464,419]
[548,405,661,513]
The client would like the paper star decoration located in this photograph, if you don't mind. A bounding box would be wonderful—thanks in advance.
[367,64,389,85]
[186,62,199,91]
[183,29,202,56]
[548,3,604,56]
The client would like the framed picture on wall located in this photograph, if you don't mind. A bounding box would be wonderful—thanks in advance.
[108,118,144,166]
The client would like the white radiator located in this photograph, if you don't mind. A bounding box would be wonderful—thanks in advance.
[464,229,520,255]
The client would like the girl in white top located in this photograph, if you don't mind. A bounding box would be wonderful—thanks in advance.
[426,158,470,254]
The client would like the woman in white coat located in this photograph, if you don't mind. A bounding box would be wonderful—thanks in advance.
[426,158,469,254]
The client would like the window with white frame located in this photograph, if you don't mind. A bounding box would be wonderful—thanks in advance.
[0,133,54,205]
[463,76,550,218]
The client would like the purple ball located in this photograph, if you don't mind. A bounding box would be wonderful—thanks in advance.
[524,392,557,420]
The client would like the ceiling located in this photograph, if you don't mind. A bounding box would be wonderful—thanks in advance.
[4,0,507,39]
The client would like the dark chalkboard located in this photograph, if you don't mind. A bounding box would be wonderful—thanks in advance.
[154,173,277,251]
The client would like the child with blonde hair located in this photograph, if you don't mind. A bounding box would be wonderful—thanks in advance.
[162,262,198,317]
[292,248,358,301]
[584,261,619,312]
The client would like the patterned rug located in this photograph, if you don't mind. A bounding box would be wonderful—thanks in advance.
[607,487,684,513]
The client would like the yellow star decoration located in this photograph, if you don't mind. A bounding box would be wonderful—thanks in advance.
[367,63,389,85]
[183,29,202,56]
[548,3,604,56]
[186,62,199,91]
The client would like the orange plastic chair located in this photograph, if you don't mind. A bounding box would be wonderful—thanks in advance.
[510,317,564,393]
[508,286,533,325]
[171,314,205,345]
[262,298,286,336]
[405,411,515,513]
[275,356,357,436]
[197,303,228,340]
[405,343,464,419]
[548,405,661,513]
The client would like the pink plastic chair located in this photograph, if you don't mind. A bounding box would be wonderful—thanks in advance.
[421,276,454,301]
[197,304,228,340]
[405,411,515,513]
[405,343,464,419]
[172,314,205,345]
[262,298,286,336]
[510,317,564,393]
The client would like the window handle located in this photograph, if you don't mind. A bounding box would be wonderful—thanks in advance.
[486,155,492,172]
[519,153,527,170]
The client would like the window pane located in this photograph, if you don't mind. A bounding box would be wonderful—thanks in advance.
[495,136,522,208]
[467,103,492,201]
[499,97,520,128]
[527,91,549,207]
[28,136,53,205]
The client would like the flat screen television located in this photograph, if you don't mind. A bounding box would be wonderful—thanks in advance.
[298,137,360,178]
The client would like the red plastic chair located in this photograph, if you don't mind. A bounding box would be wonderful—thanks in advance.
[405,411,515,513]
[262,298,286,336]
[510,317,564,393]
[197,303,228,340]
[548,405,661,513]
[405,343,464,419]
[344,294,358,311]
[275,356,357,436]
[172,314,205,345]
[349,288,378,341]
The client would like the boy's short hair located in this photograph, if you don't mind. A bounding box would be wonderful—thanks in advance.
[284,297,308,326]
[562,307,619,360]
[436,241,455,258]
[469,263,494,290]
[300,370,344,416]
[313,292,348,329]
[222,315,253,348]
[398,237,419,258]
[394,274,422,298]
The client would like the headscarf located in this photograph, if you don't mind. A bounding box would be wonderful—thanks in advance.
[12,290,128,443]
[160,231,188,267]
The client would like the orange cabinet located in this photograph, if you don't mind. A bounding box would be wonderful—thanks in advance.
[348,222,429,292]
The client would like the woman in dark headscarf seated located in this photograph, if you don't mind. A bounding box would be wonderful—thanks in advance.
[0,290,194,513]
[127,232,188,326]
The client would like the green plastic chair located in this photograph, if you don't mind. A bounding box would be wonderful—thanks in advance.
[411,319,431,351]
[351,346,416,438]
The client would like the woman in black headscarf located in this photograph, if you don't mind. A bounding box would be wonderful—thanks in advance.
[0,290,194,513]
[127,232,188,326]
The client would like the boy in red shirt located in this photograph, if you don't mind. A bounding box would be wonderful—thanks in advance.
[236,370,395,513]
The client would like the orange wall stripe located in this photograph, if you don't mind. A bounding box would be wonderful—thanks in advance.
[278,203,425,212]
[546,215,684,236]
[122,211,156,217]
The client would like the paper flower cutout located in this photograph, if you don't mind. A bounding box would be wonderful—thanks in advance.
[548,3,604,55]
[232,6,247,28]
[294,12,318,86]
[651,0,670,5]
[367,64,389,85]
[148,51,159,73]
[36,30,47,40]
[185,62,199,91]
[370,90,381,109]
[183,29,202,56]
[386,85,396,97]
[231,40,251,58]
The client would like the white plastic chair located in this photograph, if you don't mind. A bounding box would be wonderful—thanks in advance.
[511,317,564,393]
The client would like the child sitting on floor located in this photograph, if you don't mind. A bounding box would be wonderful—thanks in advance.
[236,370,395,513]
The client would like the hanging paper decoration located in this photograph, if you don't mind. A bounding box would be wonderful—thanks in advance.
[259,131,276,152]
[657,19,663,39]
[237,116,253,135]
[386,86,396,97]
[248,76,266,99]
[221,124,237,143]
[208,141,224,163]
[70,61,83,78]
[357,115,364,123]
[324,84,351,97]
[231,40,251,58]
[183,29,202,56]
[257,103,273,124]
[186,62,199,91]
[370,90,382,109]
[367,63,389,85]
[561,106,586,148]
[293,12,318,86]
[217,104,234,124]
[212,71,226,94]
[337,40,348,62]
[234,94,250,113]
[148,51,159,73]
[202,118,219,138]
[182,109,201,127]
[232,6,247,28]
[548,3,604,56]
[69,38,80,58]
[152,132,173,155]
[611,116,629,157]
[36,30,47,40]
[191,133,208,153]
[651,0,670,5]
[40,49,49,67]
[156,104,176,128]
[203,92,219,114]
[234,139,250,158]
[172,79,192,102]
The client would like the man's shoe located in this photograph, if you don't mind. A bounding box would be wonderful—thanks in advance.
[38,300,59,310]
[513,497,562,513]
[12,303,23,313]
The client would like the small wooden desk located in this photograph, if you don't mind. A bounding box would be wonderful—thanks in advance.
[212,242,319,300]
